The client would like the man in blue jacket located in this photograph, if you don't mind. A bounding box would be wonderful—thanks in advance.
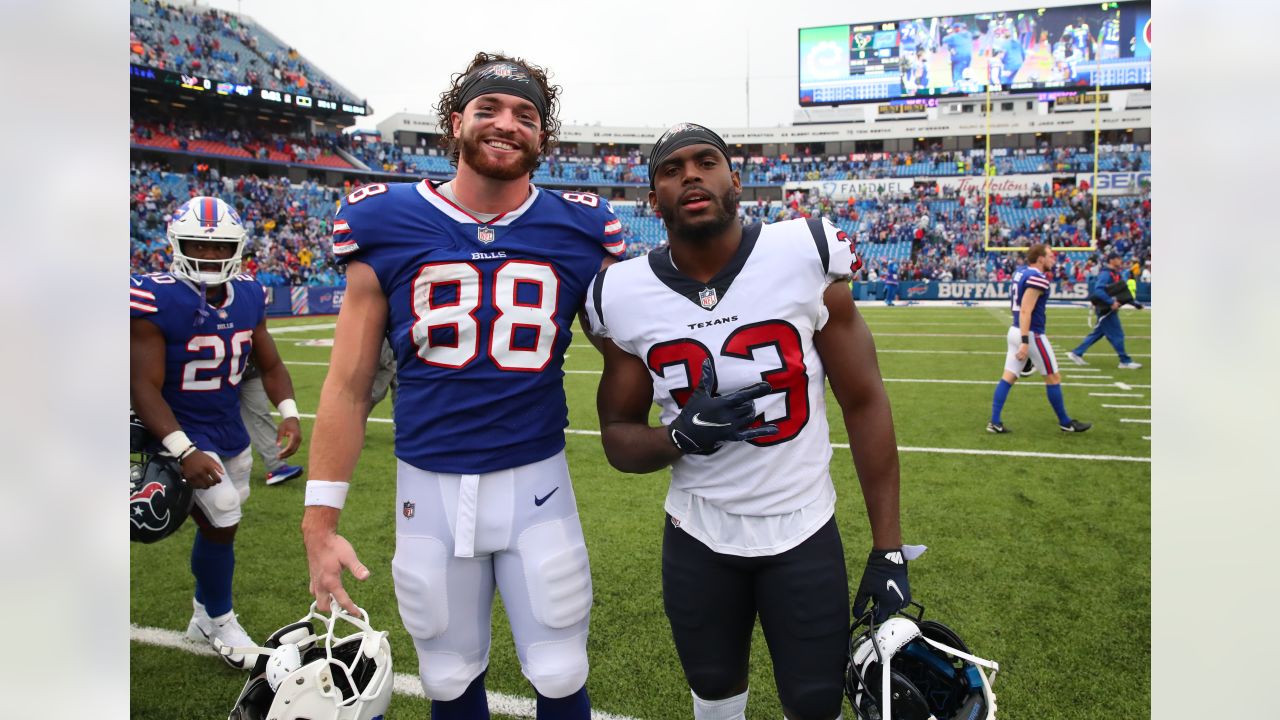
[1067,253,1142,369]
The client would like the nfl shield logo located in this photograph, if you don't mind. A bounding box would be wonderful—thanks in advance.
[217,309,228,319]
[698,287,718,309]
[476,226,496,244]
[402,501,415,519]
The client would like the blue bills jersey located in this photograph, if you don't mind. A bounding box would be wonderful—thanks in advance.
[130,272,267,456]
[331,180,625,474]
[1010,266,1051,333]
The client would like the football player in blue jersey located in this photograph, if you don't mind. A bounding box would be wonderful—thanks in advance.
[987,243,1091,433]
[131,196,303,668]
[301,53,623,720]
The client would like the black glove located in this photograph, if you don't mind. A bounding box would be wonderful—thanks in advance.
[668,358,778,455]
[853,547,912,623]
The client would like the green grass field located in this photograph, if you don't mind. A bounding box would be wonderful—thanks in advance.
[130,303,1151,719]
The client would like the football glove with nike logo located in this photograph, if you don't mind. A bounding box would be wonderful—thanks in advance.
[853,546,925,623]
[668,358,778,455]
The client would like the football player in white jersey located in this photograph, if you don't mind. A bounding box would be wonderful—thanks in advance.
[588,124,918,720]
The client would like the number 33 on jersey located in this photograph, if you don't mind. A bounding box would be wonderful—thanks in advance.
[331,181,624,474]
[586,217,859,515]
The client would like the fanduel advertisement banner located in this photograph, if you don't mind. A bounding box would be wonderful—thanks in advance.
[934,174,1057,196]
[783,178,916,199]
[1077,171,1151,195]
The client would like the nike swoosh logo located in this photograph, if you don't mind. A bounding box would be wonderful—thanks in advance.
[886,580,904,603]
[691,413,731,427]
[534,487,560,506]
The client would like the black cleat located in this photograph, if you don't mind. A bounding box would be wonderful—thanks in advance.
[986,422,1010,434]
[1059,419,1092,433]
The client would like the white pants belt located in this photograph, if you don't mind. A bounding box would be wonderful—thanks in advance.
[454,473,480,557]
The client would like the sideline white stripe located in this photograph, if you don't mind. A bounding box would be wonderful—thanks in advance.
[560,370,1149,388]
[1090,393,1143,397]
[268,322,337,334]
[563,429,1148,463]
[1102,404,1151,409]
[564,344,1153,357]
[1120,418,1152,424]
[129,625,639,720]
[874,332,1151,339]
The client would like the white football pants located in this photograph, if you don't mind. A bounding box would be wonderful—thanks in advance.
[393,450,592,701]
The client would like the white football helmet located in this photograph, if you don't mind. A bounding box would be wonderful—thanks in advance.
[846,604,999,720]
[221,603,393,720]
[167,196,246,285]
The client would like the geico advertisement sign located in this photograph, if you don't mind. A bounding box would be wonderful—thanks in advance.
[1077,172,1151,195]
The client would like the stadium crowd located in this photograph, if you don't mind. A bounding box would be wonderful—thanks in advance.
[131,161,347,287]
[129,0,361,105]
[132,116,353,168]
[346,135,1147,183]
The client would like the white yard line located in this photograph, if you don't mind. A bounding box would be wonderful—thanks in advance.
[563,429,1148,463]
[267,322,337,334]
[873,332,1151,339]
[1102,404,1151,409]
[129,625,638,720]
[1114,382,1132,390]
[302,416,1149,462]
[564,344,1153,357]
[1120,418,1152,424]
[1090,393,1144,397]
[558,369,1149,389]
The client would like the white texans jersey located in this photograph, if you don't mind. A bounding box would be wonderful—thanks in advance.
[588,217,861,519]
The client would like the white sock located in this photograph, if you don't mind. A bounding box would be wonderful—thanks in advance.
[692,688,748,720]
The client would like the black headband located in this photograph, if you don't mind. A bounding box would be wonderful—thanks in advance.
[648,123,732,189]
[457,62,548,122]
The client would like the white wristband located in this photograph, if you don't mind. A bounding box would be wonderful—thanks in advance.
[277,398,300,420]
[161,430,194,457]
[305,480,350,509]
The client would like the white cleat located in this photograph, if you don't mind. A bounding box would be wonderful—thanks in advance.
[186,600,256,670]
[1118,361,1143,369]
[1066,352,1088,366]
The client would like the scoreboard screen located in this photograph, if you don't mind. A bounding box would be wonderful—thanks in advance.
[799,0,1151,106]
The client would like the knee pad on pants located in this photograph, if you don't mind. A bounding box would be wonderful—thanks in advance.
[518,518,592,629]
[393,535,451,640]
[418,651,484,702]
[777,678,844,720]
[193,470,242,528]
[523,633,588,699]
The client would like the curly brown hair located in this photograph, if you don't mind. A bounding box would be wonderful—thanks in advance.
[434,51,562,176]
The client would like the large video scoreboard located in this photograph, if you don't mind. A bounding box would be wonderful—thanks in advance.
[799,1,1151,106]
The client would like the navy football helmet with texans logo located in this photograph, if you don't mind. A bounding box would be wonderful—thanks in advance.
[846,602,1000,720]
[130,412,193,544]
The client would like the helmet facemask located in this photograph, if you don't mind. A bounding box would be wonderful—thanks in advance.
[166,197,247,286]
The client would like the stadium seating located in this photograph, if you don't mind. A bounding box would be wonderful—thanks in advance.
[130,0,360,105]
